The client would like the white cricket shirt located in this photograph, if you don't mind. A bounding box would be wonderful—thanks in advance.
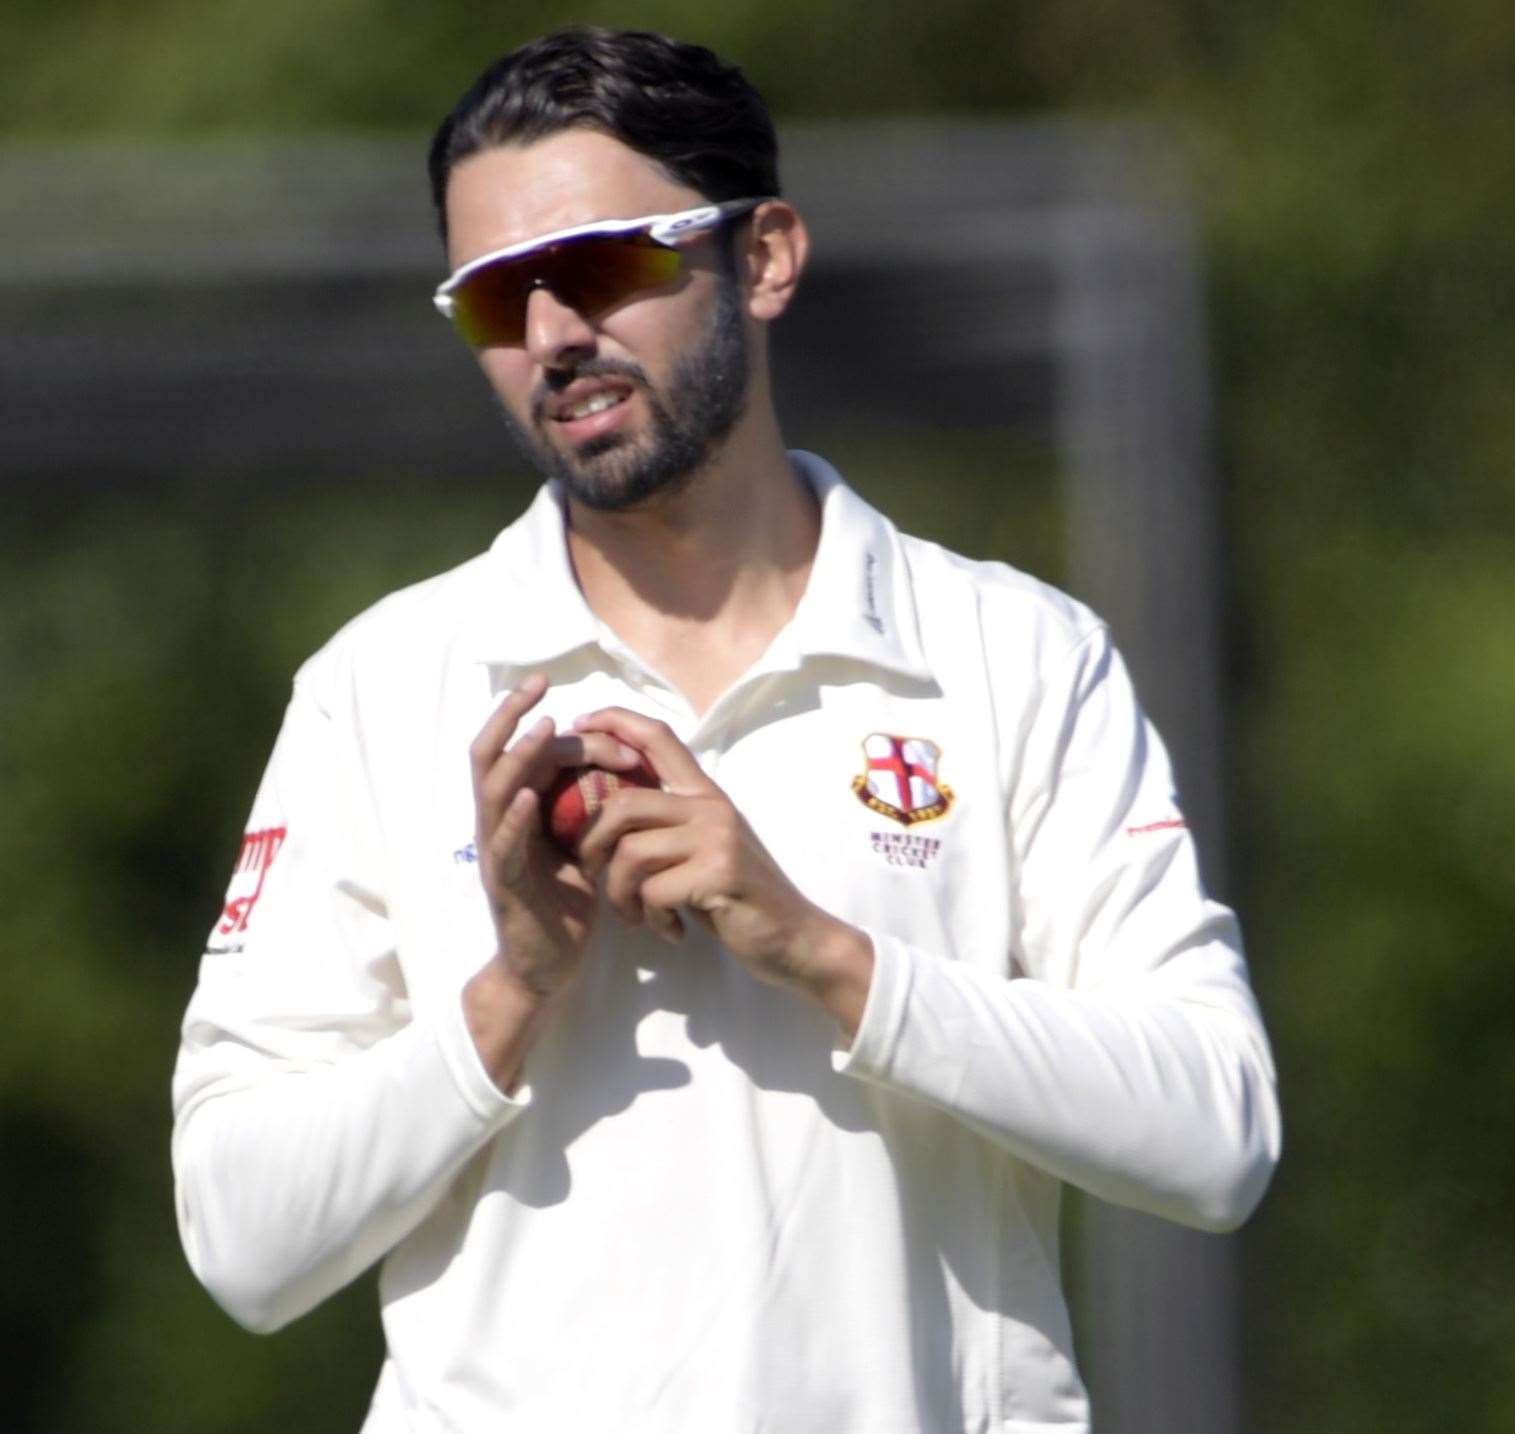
[172,453,1279,1433]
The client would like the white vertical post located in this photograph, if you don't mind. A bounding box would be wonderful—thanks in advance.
[1055,179,1242,1434]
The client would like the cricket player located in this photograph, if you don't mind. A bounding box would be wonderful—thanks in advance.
[172,27,1280,1432]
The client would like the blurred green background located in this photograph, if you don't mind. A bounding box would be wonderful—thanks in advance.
[4,3,1514,1431]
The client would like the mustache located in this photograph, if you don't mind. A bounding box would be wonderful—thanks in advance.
[531,357,650,427]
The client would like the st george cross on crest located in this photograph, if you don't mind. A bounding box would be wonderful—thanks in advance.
[852,734,955,826]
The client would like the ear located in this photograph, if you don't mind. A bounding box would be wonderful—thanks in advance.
[741,201,809,323]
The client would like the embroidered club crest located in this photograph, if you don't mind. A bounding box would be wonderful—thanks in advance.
[852,734,954,826]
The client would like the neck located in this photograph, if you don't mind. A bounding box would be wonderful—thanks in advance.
[560,409,821,711]
[564,409,817,626]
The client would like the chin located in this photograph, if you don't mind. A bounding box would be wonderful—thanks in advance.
[560,451,697,513]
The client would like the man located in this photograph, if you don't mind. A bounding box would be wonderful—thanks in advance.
[172,27,1280,1433]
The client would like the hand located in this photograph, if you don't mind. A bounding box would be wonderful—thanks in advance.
[469,674,644,1000]
[571,709,874,1032]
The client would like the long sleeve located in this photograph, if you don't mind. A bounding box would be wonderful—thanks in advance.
[170,664,523,1334]
[837,626,1280,1231]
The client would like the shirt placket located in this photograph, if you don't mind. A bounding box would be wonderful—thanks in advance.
[592,624,805,784]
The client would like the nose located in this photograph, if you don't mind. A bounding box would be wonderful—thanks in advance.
[523,282,597,370]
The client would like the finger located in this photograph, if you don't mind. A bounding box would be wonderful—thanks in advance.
[637,868,698,944]
[600,825,693,923]
[603,845,689,944]
[646,904,686,944]
[484,786,540,887]
[485,728,644,819]
[477,714,556,831]
[469,673,549,778]
[577,788,695,874]
[544,731,645,774]
[569,709,714,793]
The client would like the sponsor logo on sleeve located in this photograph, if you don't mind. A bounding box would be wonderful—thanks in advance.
[209,825,287,952]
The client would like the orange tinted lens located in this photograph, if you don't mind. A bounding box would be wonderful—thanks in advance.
[450,256,531,347]
[450,235,683,347]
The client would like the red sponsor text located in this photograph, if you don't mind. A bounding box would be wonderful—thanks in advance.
[217,826,287,935]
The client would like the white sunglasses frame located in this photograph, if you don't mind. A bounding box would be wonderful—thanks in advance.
[432,197,771,324]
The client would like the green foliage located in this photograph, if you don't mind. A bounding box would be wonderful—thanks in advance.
[7,0,1058,137]
[1190,6,1515,1426]
[6,1,1515,1430]
[1236,529,1515,1427]
[0,484,511,1432]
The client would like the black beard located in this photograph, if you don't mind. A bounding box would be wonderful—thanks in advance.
[497,277,749,513]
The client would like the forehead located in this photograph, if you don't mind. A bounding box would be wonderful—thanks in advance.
[444,129,703,266]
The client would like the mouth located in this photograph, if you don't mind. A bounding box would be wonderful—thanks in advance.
[559,389,627,421]
[545,377,634,422]
[536,375,639,448]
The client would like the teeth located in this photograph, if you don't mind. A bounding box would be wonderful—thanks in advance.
[563,391,624,421]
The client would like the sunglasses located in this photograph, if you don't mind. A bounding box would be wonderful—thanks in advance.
[433,197,769,348]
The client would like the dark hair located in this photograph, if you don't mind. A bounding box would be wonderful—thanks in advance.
[428,28,780,246]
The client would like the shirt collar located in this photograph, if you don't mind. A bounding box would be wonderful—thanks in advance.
[784,451,930,679]
[467,482,601,666]
[467,451,930,682]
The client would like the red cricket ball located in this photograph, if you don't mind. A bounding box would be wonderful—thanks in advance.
[542,760,659,854]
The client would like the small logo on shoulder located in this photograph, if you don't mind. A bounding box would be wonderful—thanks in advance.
[852,734,954,826]
[1126,818,1187,838]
